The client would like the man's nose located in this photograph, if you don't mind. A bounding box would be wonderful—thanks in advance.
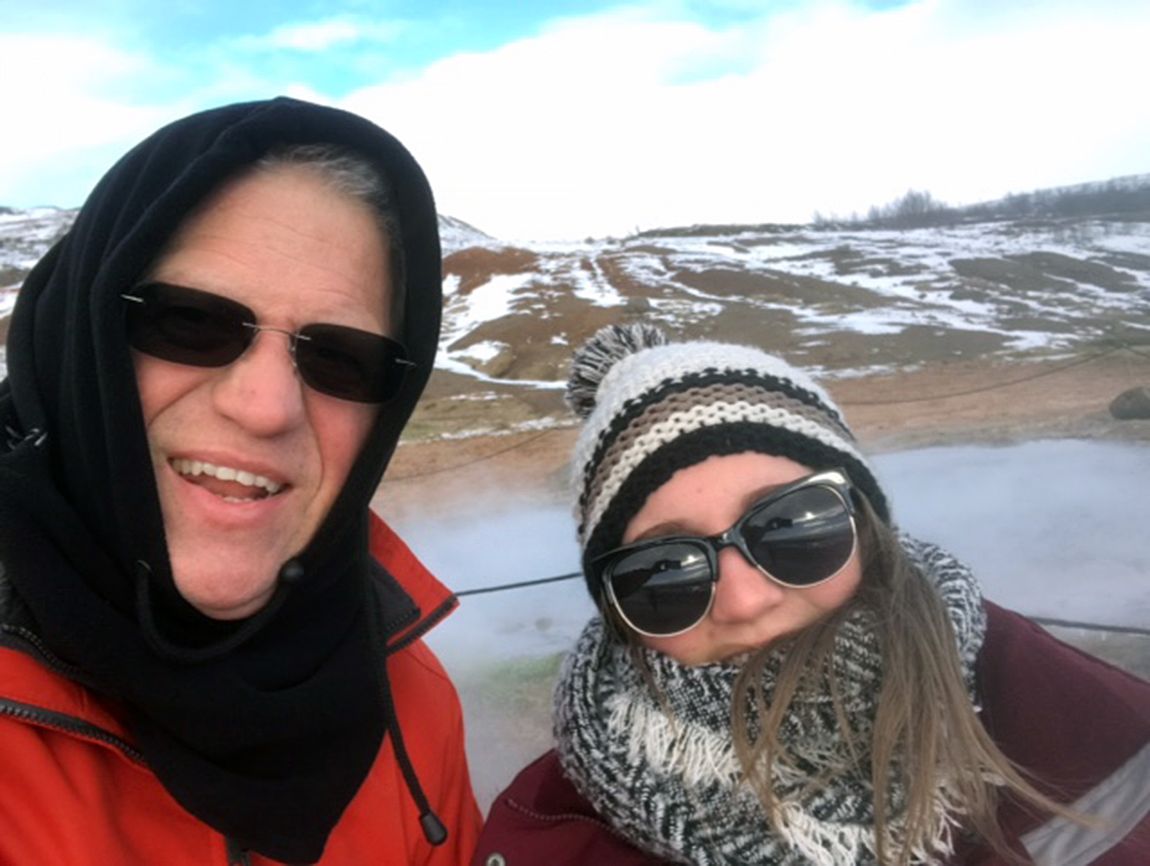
[211,329,307,435]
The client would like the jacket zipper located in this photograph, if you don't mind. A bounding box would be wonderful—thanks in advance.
[225,837,252,866]
[1,623,88,682]
[0,697,145,764]
[1,627,145,764]
[2,695,258,865]
[3,579,445,863]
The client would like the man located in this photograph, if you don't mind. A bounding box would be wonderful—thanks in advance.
[0,98,481,864]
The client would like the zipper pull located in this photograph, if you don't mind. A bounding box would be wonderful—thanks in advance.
[4,425,47,451]
[225,838,252,866]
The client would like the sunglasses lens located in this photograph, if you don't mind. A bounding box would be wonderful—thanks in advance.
[295,325,410,403]
[607,541,715,635]
[125,283,249,367]
[741,485,854,586]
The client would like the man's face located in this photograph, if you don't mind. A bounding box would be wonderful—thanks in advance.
[134,165,390,619]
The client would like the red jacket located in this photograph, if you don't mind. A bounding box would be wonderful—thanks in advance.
[0,515,482,866]
[473,604,1150,865]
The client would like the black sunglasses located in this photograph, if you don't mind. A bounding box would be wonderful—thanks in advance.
[121,282,414,404]
[592,469,858,637]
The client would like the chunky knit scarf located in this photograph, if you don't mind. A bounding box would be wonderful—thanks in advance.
[555,537,987,866]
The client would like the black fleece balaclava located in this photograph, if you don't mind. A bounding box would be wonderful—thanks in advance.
[0,97,442,862]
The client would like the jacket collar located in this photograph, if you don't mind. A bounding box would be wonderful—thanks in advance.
[368,512,458,652]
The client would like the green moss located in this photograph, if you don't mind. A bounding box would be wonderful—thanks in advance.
[462,652,564,715]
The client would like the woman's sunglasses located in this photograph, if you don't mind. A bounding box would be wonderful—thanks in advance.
[591,469,858,638]
[121,282,414,404]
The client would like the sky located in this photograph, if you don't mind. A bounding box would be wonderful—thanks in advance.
[2,0,1149,242]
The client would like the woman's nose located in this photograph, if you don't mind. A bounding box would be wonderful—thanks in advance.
[708,545,786,624]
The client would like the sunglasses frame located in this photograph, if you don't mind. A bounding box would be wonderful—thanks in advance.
[121,281,415,404]
[594,468,858,638]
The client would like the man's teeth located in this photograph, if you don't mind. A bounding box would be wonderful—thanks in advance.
[171,459,284,495]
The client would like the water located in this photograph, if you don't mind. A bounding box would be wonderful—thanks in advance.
[402,439,1150,666]
[388,438,1150,806]
[877,439,1150,628]
[402,499,592,668]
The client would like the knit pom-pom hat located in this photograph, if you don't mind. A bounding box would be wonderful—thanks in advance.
[567,323,891,589]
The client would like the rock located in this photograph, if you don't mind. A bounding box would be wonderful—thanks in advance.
[473,346,516,378]
[1109,386,1150,420]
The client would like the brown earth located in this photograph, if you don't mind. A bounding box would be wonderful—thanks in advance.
[443,246,541,294]
[375,350,1150,522]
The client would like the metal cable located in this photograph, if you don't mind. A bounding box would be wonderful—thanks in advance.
[454,570,1150,638]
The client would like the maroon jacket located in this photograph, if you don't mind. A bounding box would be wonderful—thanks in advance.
[472,603,1150,865]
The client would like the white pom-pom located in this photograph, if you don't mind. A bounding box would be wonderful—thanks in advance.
[566,323,668,419]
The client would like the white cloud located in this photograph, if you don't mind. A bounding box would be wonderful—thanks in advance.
[0,34,188,204]
[1,1,1148,238]
[0,34,152,154]
[236,17,406,52]
[338,0,1150,240]
[0,24,322,206]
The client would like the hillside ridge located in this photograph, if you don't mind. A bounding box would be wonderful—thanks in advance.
[3,177,1148,442]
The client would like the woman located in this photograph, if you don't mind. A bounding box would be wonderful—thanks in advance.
[473,324,1150,865]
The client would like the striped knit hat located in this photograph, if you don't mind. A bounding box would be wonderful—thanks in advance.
[567,323,890,584]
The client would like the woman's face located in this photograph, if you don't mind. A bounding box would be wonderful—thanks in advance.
[620,452,863,665]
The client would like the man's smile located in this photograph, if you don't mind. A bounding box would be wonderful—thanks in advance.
[171,457,285,501]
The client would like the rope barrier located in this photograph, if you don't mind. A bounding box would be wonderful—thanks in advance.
[435,339,1150,631]
[388,428,561,481]
[391,341,1147,479]
[454,570,1150,638]
[456,571,582,597]
[837,345,1126,407]
[1028,615,1150,638]
[1119,342,1150,361]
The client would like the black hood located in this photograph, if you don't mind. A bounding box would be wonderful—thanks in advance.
[0,97,442,861]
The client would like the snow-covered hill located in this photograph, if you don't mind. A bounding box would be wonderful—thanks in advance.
[438,217,1149,383]
[1,207,75,312]
[3,195,1148,434]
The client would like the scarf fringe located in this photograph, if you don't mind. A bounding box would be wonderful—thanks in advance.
[608,693,741,788]
[777,790,961,866]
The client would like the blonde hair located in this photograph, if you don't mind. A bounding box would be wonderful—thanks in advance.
[725,496,1081,864]
[606,493,1084,863]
